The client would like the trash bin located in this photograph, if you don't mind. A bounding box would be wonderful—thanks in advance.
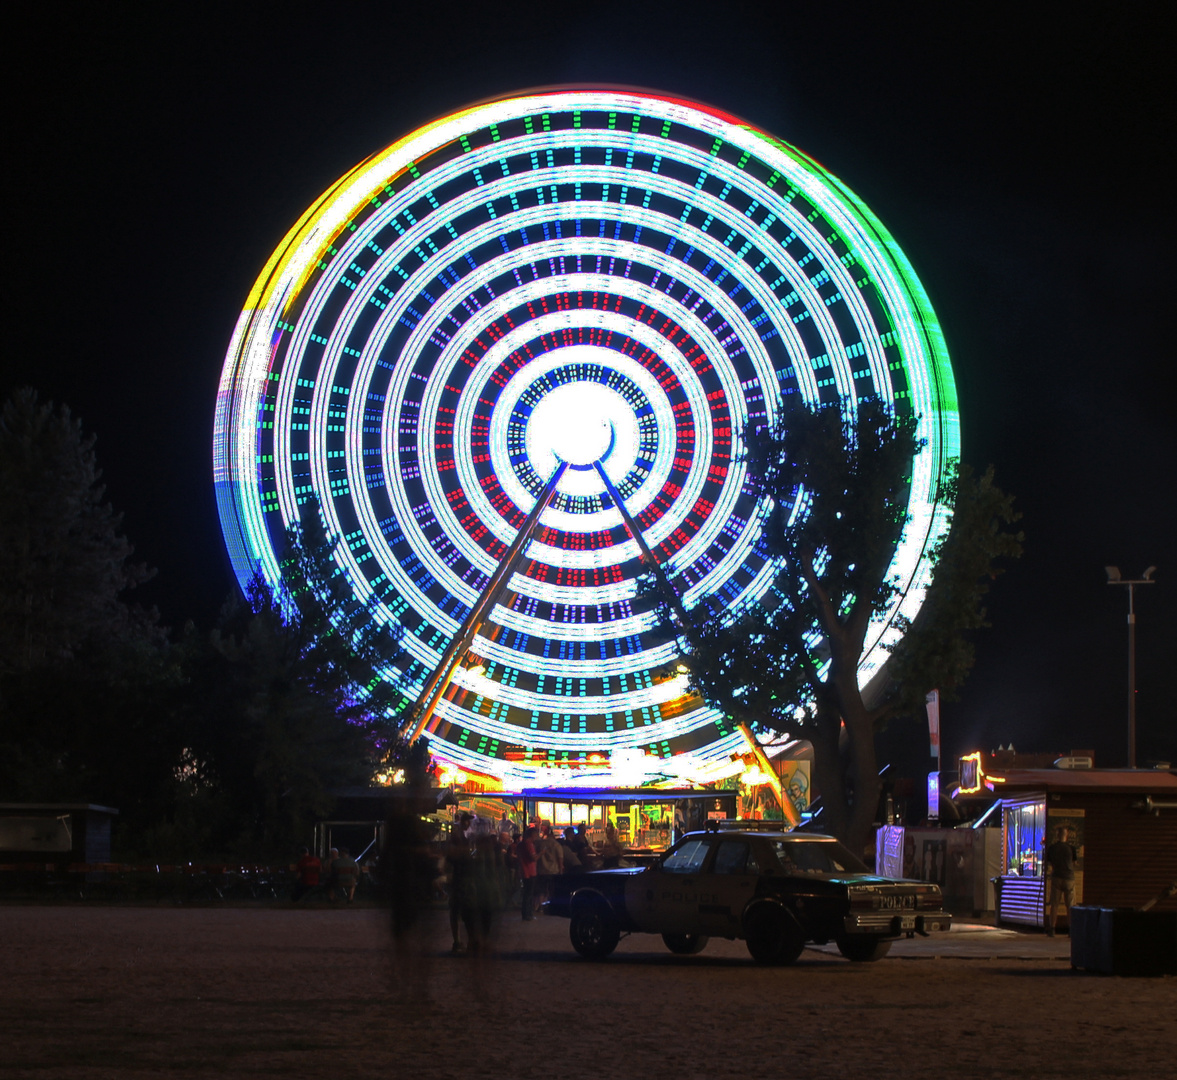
[1071,906,1177,976]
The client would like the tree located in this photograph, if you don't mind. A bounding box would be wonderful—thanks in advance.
[265,502,412,742]
[0,388,153,676]
[664,399,1021,852]
[175,505,413,857]
[882,464,1023,714]
[0,388,182,838]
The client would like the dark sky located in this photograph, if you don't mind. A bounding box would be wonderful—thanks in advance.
[5,2,1174,770]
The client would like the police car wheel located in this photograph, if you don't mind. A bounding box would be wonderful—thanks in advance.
[744,905,805,965]
[570,903,621,960]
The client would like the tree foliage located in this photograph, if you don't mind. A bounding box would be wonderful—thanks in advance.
[883,464,1023,714]
[0,387,154,675]
[0,389,183,840]
[664,399,1021,851]
[173,508,413,858]
[0,393,417,860]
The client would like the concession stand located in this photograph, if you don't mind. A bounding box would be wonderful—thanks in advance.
[453,787,738,857]
[983,766,1177,929]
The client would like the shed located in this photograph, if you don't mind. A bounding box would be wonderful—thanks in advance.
[990,769,1177,928]
[0,803,119,866]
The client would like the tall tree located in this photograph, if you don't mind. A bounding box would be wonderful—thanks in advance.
[0,388,153,675]
[882,464,1024,715]
[663,399,1021,851]
[176,506,413,857]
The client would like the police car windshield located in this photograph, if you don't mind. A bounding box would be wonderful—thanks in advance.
[770,839,868,876]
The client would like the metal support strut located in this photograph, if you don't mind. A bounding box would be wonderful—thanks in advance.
[592,462,798,827]
[406,461,569,742]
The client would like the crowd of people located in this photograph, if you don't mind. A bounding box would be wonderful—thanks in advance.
[291,845,361,902]
[288,809,628,956]
[443,813,622,954]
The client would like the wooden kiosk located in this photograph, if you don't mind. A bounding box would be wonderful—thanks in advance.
[986,768,1177,928]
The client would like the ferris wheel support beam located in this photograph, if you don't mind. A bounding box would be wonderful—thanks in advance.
[407,460,570,744]
[594,463,797,825]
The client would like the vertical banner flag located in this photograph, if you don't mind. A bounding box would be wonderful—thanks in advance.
[926,690,941,760]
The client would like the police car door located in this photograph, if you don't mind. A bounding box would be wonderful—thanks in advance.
[697,838,760,936]
[626,836,712,933]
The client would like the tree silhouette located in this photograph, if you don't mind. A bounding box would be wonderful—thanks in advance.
[0,387,153,675]
[663,399,1020,850]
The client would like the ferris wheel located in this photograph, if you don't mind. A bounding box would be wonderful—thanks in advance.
[213,89,959,788]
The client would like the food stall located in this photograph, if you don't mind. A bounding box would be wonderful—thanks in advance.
[984,767,1177,928]
[453,787,737,856]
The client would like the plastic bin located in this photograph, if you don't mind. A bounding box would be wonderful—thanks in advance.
[1070,906,1177,976]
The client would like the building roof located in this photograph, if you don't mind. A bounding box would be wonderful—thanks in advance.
[986,769,1177,794]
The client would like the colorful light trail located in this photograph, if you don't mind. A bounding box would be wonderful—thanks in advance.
[213,90,959,788]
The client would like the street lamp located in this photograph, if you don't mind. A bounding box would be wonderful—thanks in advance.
[1105,565,1156,768]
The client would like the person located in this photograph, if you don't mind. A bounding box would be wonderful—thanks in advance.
[561,827,583,871]
[516,826,538,920]
[1044,825,1080,936]
[323,847,340,897]
[499,828,519,908]
[292,846,321,902]
[602,821,622,869]
[535,822,565,909]
[463,817,503,954]
[384,790,436,951]
[446,813,473,952]
[330,847,360,902]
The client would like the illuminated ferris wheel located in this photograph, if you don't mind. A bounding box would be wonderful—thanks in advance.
[213,89,959,789]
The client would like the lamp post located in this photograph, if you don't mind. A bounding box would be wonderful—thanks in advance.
[1105,566,1156,768]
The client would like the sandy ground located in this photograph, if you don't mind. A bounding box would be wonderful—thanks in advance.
[2,903,1174,1080]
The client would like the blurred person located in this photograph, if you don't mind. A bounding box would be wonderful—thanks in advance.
[446,813,474,953]
[517,826,538,920]
[292,846,321,902]
[602,821,622,868]
[324,847,340,897]
[382,789,439,1005]
[561,827,583,872]
[330,847,359,902]
[463,817,503,954]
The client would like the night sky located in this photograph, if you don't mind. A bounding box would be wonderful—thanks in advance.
[6,2,1173,772]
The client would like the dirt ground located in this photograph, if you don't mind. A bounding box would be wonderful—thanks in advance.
[3,903,1174,1080]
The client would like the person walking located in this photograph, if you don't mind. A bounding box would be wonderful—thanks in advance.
[446,813,473,952]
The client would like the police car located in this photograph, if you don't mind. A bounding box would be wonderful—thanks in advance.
[544,822,951,963]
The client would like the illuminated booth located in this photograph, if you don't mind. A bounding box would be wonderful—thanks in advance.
[957,758,1177,929]
[213,90,959,812]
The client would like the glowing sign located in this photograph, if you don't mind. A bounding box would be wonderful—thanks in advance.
[959,751,982,794]
[213,90,960,787]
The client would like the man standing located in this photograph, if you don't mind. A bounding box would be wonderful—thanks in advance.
[1045,825,1080,936]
